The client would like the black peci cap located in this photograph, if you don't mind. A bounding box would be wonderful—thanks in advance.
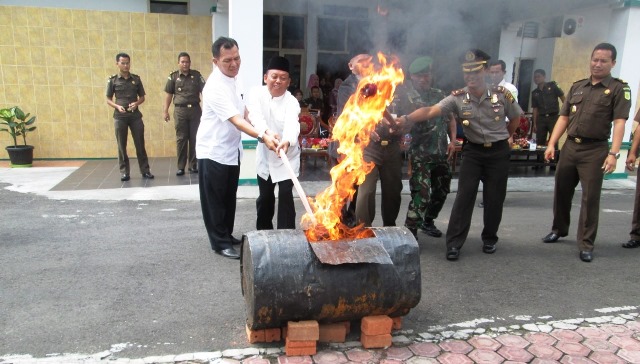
[266,56,290,73]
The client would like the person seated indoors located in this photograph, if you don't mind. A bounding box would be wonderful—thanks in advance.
[293,89,304,108]
[303,86,330,137]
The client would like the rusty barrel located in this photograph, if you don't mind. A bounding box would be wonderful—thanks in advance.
[240,227,421,330]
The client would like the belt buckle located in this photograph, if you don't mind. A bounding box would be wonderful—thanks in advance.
[574,137,582,144]
[483,142,492,147]
[381,140,389,146]
[187,104,192,108]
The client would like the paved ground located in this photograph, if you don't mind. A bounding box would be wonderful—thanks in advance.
[1,165,640,363]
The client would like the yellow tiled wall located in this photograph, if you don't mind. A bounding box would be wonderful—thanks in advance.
[0,6,212,159]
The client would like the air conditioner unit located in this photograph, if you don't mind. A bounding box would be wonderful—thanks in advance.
[561,15,584,37]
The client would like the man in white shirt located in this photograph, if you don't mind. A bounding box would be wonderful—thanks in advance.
[488,60,519,102]
[247,56,301,230]
[196,36,279,260]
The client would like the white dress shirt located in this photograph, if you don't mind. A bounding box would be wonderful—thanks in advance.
[247,85,301,183]
[196,67,246,165]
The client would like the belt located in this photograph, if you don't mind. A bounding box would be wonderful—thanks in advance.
[542,112,558,117]
[174,103,198,108]
[467,139,508,148]
[567,135,607,144]
[375,138,400,146]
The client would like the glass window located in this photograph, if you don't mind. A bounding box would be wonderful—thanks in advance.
[264,15,280,48]
[348,20,373,54]
[282,16,304,49]
[150,0,188,15]
[318,18,346,52]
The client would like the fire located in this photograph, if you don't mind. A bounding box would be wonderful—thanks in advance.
[302,53,404,242]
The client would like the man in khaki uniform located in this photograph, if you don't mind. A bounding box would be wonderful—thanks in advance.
[106,52,154,182]
[542,43,631,262]
[163,52,206,175]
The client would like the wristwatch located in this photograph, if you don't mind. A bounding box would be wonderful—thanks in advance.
[608,151,620,159]
[257,130,265,143]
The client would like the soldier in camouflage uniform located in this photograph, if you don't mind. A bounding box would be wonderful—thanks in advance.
[396,56,457,239]
[163,52,206,175]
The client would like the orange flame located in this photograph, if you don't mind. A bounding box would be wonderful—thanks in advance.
[302,53,404,242]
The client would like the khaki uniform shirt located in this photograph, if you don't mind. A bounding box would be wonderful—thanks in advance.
[164,70,206,105]
[561,75,631,139]
[106,73,145,119]
[437,86,523,144]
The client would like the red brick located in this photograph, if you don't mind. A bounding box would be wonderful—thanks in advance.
[246,325,266,343]
[341,321,351,335]
[285,338,317,356]
[287,320,319,341]
[286,338,317,348]
[285,346,317,356]
[265,327,281,343]
[319,323,347,343]
[361,333,392,349]
[391,316,402,330]
[361,315,393,335]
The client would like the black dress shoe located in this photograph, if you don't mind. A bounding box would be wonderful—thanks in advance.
[421,222,442,237]
[142,172,154,179]
[189,168,198,174]
[482,243,496,254]
[542,232,560,243]
[120,174,130,181]
[216,247,240,259]
[176,169,185,176]
[231,236,242,245]
[579,251,593,262]
[446,247,460,261]
[622,240,640,249]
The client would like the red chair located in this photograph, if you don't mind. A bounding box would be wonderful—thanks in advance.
[299,109,318,138]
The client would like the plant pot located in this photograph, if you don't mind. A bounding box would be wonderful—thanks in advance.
[6,145,34,167]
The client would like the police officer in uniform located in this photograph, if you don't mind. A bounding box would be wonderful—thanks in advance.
[106,52,154,182]
[396,56,457,238]
[542,43,631,262]
[397,49,523,260]
[531,69,565,147]
[163,52,206,175]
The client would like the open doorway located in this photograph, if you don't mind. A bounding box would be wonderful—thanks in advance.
[516,59,535,112]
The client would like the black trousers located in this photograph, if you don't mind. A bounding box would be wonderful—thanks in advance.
[446,140,510,249]
[256,175,296,230]
[198,158,240,251]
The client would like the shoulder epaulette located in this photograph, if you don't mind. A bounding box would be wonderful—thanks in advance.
[573,78,588,84]
[130,73,139,79]
[451,88,465,96]
[493,86,515,103]
[168,70,178,80]
[614,77,628,84]
[108,74,117,79]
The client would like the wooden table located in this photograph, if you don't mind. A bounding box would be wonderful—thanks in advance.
[300,147,331,176]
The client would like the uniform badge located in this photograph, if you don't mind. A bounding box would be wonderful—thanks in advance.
[604,89,610,95]
[462,111,471,116]
[191,75,194,79]
[495,116,501,121]
[178,88,182,92]
[132,80,136,84]
[571,105,577,113]
[493,108,500,113]
[462,120,470,126]
[624,86,631,100]
[491,94,498,104]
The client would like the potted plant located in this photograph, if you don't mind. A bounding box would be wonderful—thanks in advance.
[0,106,37,167]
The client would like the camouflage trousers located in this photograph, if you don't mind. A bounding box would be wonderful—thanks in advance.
[404,159,452,230]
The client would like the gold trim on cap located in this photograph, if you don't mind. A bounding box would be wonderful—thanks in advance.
[462,62,486,72]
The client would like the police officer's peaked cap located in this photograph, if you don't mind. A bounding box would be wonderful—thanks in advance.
[460,49,490,73]
[266,56,290,74]
[409,56,433,75]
